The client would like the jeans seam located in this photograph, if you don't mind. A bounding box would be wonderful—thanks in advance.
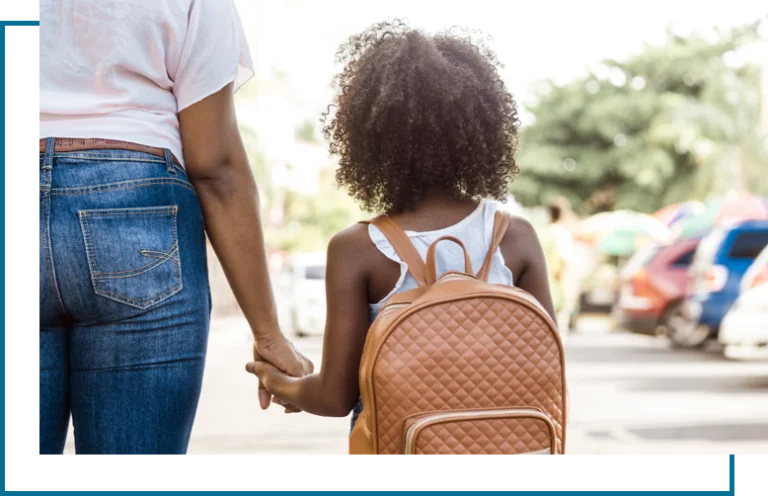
[51,179,195,196]
[79,211,101,292]
[93,284,183,308]
[173,207,184,299]
[42,192,69,316]
[44,154,166,164]
[83,206,178,217]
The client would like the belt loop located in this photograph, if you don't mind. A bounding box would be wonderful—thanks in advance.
[163,148,176,174]
[42,137,55,171]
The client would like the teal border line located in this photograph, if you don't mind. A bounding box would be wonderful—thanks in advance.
[0,17,40,490]
[12,13,736,496]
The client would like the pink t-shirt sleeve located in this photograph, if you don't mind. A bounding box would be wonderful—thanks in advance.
[173,0,254,112]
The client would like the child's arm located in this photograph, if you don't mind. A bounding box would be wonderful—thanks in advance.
[501,217,558,323]
[247,225,372,417]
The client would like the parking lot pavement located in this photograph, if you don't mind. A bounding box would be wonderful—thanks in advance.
[565,319,768,453]
[65,315,768,454]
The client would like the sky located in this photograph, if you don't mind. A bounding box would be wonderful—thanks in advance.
[235,0,766,115]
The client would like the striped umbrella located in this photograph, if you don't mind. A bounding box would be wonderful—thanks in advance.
[652,201,705,228]
[576,210,671,254]
[676,195,768,239]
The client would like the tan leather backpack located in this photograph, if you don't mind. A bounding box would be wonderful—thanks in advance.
[349,211,567,454]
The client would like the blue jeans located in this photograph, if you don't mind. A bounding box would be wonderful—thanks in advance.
[39,140,211,454]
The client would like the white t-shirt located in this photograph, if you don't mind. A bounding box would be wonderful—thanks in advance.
[39,0,254,167]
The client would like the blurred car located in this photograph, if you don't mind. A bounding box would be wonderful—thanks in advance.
[740,245,768,293]
[718,283,768,360]
[614,238,699,335]
[670,220,768,348]
[284,252,327,337]
[577,262,619,315]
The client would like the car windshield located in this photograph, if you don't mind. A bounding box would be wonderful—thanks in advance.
[671,249,695,267]
[621,244,660,278]
[304,265,326,280]
[727,231,768,260]
[690,229,726,274]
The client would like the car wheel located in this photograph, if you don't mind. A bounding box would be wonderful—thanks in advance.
[656,302,682,336]
[291,309,307,338]
[667,311,711,349]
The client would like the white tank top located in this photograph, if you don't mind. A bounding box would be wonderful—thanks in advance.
[368,201,514,320]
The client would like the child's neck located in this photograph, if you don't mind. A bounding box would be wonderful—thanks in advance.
[389,196,481,232]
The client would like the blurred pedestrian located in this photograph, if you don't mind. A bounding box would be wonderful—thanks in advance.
[541,199,576,335]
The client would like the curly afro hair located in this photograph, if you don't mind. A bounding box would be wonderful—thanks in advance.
[322,20,520,214]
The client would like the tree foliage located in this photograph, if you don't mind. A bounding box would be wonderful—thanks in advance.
[265,174,363,253]
[512,21,768,214]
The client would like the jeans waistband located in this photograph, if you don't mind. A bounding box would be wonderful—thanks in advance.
[39,138,181,167]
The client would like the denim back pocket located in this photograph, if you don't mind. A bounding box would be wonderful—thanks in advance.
[78,206,182,310]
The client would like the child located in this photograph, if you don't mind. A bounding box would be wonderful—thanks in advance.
[246,20,556,427]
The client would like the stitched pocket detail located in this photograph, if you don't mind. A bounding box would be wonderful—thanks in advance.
[79,206,182,310]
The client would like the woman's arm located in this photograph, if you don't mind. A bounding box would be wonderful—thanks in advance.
[247,225,372,416]
[179,83,312,399]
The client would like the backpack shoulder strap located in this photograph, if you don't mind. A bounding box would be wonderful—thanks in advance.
[476,210,511,282]
[359,216,428,287]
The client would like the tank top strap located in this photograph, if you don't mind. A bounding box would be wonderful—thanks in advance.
[367,201,514,320]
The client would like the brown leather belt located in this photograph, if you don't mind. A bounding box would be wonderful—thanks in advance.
[39,138,181,166]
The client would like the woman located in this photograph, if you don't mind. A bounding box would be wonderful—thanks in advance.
[39,0,311,454]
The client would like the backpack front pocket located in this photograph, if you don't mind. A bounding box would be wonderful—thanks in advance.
[79,206,182,310]
[402,408,556,455]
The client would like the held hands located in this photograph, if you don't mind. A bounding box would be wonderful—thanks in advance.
[245,359,302,413]
[248,334,312,412]
[246,334,315,413]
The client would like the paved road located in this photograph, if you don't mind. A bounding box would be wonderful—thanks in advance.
[65,316,768,454]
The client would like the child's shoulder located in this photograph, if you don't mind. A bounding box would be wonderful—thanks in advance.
[327,222,385,269]
[502,214,538,244]
[327,222,401,301]
[329,222,374,252]
[498,214,541,272]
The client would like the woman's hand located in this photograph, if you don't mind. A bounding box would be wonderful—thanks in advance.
[252,336,313,409]
[179,84,314,407]
[246,359,302,412]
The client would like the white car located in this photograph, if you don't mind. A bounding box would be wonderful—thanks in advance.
[740,246,768,293]
[284,253,327,338]
[719,283,768,360]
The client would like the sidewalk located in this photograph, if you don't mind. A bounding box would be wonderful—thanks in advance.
[64,315,768,454]
[188,317,348,454]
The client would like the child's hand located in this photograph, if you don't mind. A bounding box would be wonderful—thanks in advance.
[272,396,302,414]
[246,360,301,413]
[251,338,313,410]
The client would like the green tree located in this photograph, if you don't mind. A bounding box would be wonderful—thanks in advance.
[295,120,318,144]
[512,21,768,214]
[265,177,363,254]
[239,124,275,210]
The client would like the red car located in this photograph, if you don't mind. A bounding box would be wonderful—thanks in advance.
[613,238,701,335]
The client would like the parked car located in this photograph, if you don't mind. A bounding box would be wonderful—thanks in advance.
[284,252,327,337]
[718,283,768,360]
[740,245,768,293]
[577,262,620,315]
[670,220,768,348]
[613,238,700,335]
